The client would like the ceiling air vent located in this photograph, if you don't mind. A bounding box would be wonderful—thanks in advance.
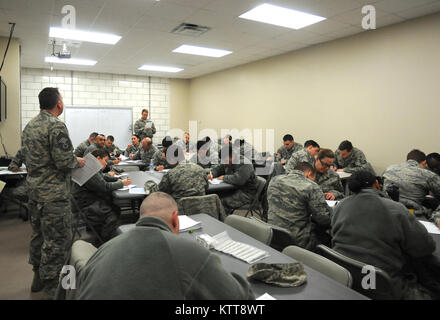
[171,23,210,37]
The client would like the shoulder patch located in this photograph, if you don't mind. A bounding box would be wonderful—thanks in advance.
[55,131,73,152]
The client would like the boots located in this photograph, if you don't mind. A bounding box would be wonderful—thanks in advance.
[31,268,44,293]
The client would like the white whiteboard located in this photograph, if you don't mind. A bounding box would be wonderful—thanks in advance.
[65,107,133,149]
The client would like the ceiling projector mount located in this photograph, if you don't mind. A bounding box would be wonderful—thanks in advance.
[51,40,71,59]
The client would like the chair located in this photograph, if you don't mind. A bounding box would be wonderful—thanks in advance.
[317,245,397,299]
[224,214,272,246]
[282,245,352,287]
[177,194,226,221]
[250,216,295,252]
[231,176,266,219]
[56,240,97,300]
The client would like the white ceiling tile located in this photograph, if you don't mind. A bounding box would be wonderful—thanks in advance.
[375,13,406,27]
[325,25,365,39]
[302,19,351,35]
[374,0,436,13]
[395,1,440,18]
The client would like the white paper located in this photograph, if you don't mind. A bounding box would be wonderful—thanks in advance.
[0,169,27,175]
[212,231,269,264]
[129,188,147,195]
[178,215,202,233]
[0,180,6,193]
[418,220,440,234]
[326,200,339,207]
[256,293,276,300]
[336,171,352,179]
[160,169,170,173]
[72,153,102,186]
[145,122,152,129]
[114,173,128,178]
[118,184,136,191]
[209,178,222,185]
[120,155,128,161]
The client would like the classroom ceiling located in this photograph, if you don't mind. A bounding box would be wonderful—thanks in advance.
[0,0,439,79]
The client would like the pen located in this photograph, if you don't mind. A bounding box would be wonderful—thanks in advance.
[189,229,194,234]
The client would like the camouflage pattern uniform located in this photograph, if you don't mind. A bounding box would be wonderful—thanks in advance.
[74,139,91,157]
[124,144,141,157]
[22,110,80,296]
[267,170,332,251]
[176,139,196,153]
[5,147,28,202]
[72,171,123,242]
[239,141,258,162]
[132,145,158,165]
[315,169,345,200]
[104,144,122,158]
[276,142,303,161]
[383,160,440,216]
[152,149,177,169]
[285,148,315,174]
[85,143,114,165]
[211,157,258,215]
[158,163,209,203]
[334,147,376,175]
[431,207,440,227]
[189,150,219,169]
[134,118,156,141]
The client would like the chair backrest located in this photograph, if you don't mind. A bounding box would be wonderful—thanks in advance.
[70,240,98,272]
[177,194,226,221]
[224,215,272,245]
[250,216,294,251]
[317,245,397,300]
[282,245,352,287]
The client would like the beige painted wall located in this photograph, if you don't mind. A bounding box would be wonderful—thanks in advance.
[186,12,440,174]
[0,37,20,157]
[169,78,190,132]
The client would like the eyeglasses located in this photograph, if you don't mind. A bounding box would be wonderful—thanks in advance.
[319,160,333,168]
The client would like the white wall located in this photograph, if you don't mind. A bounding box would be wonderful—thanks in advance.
[20,68,170,145]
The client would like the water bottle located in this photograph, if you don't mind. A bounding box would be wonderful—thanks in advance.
[149,159,154,172]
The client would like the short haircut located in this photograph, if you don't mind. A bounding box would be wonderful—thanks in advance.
[203,136,211,143]
[317,148,335,161]
[224,134,232,141]
[140,192,177,219]
[283,134,294,142]
[197,140,208,151]
[96,134,105,139]
[106,135,114,142]
[142,109,148,114]
[91,149,110,159]
[162,136,173,148]
[89,132,98,139]
[338,140,353,152]
[38,87,61,110]
[132,134,140,141]
[348,170,376,193]
[407,149,426,163]
[294,162,315,175]
[427,153,440,174]
[304,140,320,149]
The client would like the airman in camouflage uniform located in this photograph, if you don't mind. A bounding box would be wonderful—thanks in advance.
[104,135,122,158]
[285,140,320,174]
[175,132,196,153]
[314,149,344,200]
[124,135,141,157]
[210,145,258,215]
[72,149,130,242]
[22,88,84,298]
[152,136,183,170]
[190,139,219,169]
[276,134,303,163]
[334,140,376,175]
[158,163,209,203]
[383,150,440,216]
[267,162,332,251]
[134,109,156,141]
[5,147,28,203]
[74,132,98,157]
[131,138,158,166]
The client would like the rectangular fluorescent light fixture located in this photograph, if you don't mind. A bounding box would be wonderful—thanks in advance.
[45,56,97,66]
[239,3,326,30]
[138,65,183,73]
[173,45,232,58]
[49,27,121,45]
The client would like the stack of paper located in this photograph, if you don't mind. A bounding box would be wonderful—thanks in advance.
[212,231,269,264]
[72,153,102,186]
[178,215,202,233]
[326,200,339,207]
[208,178,222,185]
[336,171,352,179]
[129,188,147,195]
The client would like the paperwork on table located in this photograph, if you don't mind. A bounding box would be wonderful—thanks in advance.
[208,178,223,185]
[212,231,269,264]
[178,215,202,233]
[118,184,136,191]
[129,188,147,195]
[72,153,102,186]
[418,220,440,235]
[326,200,339,207]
